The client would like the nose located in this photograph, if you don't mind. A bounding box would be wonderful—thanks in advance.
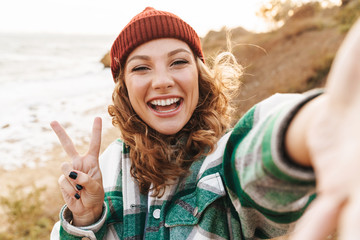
[152,68,174,91]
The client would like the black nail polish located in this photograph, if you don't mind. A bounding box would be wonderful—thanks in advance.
[76,184,83,190]
[69,171,77,180]
[74,193,80,199]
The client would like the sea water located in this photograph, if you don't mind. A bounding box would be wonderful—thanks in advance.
[0,32,117,170]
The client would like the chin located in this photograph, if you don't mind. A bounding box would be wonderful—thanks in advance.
[157,129,181,136]
[153,125,183,136]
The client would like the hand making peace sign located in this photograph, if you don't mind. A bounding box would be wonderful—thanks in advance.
[50,117,105,226]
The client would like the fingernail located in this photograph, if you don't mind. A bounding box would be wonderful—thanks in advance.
[69,171,77,180]
[76,184,83,190]
[74,193,80,199]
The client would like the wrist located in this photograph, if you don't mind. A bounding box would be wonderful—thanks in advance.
[72,204,104,226]
[285,95,326,167]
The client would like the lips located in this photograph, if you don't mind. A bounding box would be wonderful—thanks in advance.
[148,97,182,113]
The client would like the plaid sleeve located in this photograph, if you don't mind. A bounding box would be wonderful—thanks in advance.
[58,203,108,240]
[223,91,322,235]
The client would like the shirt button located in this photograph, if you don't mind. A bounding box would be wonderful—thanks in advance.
[153,208,161,219]
[193,207,198,216]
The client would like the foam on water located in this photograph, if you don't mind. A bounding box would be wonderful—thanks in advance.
[0,33,117,170]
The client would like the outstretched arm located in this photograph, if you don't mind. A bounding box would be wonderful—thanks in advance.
[285,19,360,240]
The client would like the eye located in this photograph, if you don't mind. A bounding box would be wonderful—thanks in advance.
[171,59,188,66]
[131,65,150,72]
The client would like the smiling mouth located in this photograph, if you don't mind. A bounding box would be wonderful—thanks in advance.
[148,97,182,113]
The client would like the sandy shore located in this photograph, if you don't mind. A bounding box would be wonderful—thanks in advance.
[0,127,120,232]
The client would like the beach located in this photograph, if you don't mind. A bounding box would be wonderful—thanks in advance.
[0,32,120,234]
[0,32,119,170]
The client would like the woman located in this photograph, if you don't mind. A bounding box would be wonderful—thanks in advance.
[50,7,360,240]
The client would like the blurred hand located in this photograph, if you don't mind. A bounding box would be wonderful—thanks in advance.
[51,117,105,226]
[291,19,360,240]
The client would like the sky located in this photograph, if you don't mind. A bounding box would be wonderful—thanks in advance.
[0,0,278,37]
[0,0,341,37]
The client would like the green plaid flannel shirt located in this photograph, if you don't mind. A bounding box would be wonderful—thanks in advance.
[51,92,320,240]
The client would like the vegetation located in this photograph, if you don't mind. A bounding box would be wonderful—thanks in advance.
[336,0,360,31]
[0,185,58,240]
[257,0,302,24]
[306,54,335,91]
[257,0,336,24]
[201,0,360,118]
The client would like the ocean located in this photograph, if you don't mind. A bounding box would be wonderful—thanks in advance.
[0,32,117,170]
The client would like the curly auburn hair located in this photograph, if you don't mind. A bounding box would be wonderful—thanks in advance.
[108,52,242,197]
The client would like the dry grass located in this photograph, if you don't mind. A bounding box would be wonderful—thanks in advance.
[0,185,60,240]
[200,2,348,120]
[336,0,360,32]
[0,128,119,239]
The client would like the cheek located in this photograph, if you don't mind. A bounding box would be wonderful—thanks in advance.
[178,68,198,89]
[125,79,147,105]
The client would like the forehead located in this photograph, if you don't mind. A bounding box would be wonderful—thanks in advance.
[126,38,193,61]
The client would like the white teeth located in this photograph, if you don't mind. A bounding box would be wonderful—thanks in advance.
[150,98,180,106]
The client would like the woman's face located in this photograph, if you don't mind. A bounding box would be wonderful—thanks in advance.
[124,38,199,135]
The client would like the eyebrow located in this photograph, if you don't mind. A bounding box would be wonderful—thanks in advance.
[126,55,150,64]
[127,48,192,65]
[168,48,192,57]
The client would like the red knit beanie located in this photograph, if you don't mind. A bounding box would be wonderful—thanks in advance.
[110,7,204,81]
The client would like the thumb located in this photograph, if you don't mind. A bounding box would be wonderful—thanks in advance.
[326,19,360,107]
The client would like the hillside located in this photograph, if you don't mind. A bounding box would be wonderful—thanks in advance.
[201,1,359,121]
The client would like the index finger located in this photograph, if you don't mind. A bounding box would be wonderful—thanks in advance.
[50,121,79,159]
[87,117,102,157]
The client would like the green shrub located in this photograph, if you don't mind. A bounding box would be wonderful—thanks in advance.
[0,185,57,240]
